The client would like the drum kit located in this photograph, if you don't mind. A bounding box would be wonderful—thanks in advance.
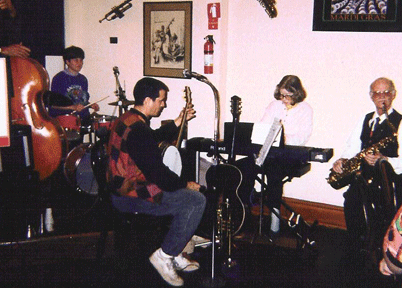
[56,111,118,142]
[57,66,134,203]
[60,96,134,197]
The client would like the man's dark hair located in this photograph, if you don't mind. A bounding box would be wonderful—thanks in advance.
[133,77,169,105]
[63,46,85,61]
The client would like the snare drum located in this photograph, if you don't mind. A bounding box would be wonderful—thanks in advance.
[56,114,81,141]
[64,143,98,196]
[92,115,117,132]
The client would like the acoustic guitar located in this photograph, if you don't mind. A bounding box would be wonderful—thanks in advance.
[206,96,246,236]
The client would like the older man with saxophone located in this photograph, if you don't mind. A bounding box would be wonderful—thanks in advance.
[332,77,402,255]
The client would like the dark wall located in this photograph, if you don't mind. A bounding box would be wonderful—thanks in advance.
[14,0,65,66]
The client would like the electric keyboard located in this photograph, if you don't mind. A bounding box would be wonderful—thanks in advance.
[186,137,333,163]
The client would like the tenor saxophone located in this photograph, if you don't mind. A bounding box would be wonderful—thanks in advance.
[327,135,396,189]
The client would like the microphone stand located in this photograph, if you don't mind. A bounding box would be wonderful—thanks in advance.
[383,103,398,136]
[113,70,128,117]
[183,70,225,288]
[183,70,220,165]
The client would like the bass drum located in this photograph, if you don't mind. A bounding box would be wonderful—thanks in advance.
[64,143,98,196]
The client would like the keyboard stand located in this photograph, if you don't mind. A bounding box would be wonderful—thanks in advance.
[252,163,318,250]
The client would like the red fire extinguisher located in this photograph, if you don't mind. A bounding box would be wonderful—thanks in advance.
[204,35,215,74]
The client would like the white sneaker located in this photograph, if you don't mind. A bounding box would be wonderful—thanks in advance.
[149,248,184,286]
[173,253,200,272]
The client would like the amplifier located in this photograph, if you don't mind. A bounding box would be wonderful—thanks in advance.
[0,124,34,174]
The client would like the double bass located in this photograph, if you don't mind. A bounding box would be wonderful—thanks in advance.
[10,57,67,180]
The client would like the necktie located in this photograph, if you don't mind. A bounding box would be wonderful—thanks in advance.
[370,117,379,137]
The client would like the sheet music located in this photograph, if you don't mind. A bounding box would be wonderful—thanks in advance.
[254,118,282,167]
[251,121,282,146]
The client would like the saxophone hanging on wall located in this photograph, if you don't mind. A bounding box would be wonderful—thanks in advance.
[256,0,278,18]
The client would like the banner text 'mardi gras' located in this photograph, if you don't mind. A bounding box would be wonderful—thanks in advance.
[331,13,387,21]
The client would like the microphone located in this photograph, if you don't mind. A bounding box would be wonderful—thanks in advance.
[183,69,207,81]
[113,66,120,75]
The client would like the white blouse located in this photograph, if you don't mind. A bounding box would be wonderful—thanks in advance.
[260,100,313,146]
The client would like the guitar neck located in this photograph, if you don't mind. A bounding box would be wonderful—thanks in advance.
[175,86,192,149]
[228,120,239,164]
[228,95,242,164]
[255,118,282,167]
[175,102,189,149]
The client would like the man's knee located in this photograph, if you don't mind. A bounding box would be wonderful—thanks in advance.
[194,191,207,210]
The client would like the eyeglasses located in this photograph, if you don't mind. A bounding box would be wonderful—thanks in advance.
[280,93,293,100]
[370,90,395,98]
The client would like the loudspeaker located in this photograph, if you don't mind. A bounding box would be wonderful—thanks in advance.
[0,124,34,174]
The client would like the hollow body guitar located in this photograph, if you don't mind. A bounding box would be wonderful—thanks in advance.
[206,96,245,236]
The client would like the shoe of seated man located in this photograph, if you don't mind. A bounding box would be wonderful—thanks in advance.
[192,235,211,248]
[149,248,184,287]
[173,253,200,272]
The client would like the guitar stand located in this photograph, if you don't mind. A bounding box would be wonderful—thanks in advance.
[252,172,318,251]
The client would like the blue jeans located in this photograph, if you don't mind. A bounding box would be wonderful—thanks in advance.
[111,188,206,257]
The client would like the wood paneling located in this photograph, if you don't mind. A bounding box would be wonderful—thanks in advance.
[281,197,346,230]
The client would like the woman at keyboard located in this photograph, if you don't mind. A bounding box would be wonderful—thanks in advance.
[236,75,313,239]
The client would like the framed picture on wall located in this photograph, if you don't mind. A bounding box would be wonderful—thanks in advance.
[313,0,402,32]
[143,1,192,78]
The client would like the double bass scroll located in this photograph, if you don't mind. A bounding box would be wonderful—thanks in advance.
[10,57,67,181]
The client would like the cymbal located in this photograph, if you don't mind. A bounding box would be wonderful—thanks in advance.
[108,99,135,107]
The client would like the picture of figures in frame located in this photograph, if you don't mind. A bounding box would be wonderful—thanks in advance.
[144,2,192,78]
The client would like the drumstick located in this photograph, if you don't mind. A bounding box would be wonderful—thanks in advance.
[70,96,110,115]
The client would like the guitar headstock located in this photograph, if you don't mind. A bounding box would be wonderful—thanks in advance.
[184,86,192,104]
[230,95,242,121]
[257,0,277,18]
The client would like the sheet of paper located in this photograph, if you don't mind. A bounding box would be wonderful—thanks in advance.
[251,121,282,147]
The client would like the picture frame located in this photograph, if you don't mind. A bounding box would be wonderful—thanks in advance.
[313,0,402,32]
[143,1,192,78]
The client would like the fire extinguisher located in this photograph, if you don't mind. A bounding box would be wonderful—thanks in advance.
[204,35,215,74]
